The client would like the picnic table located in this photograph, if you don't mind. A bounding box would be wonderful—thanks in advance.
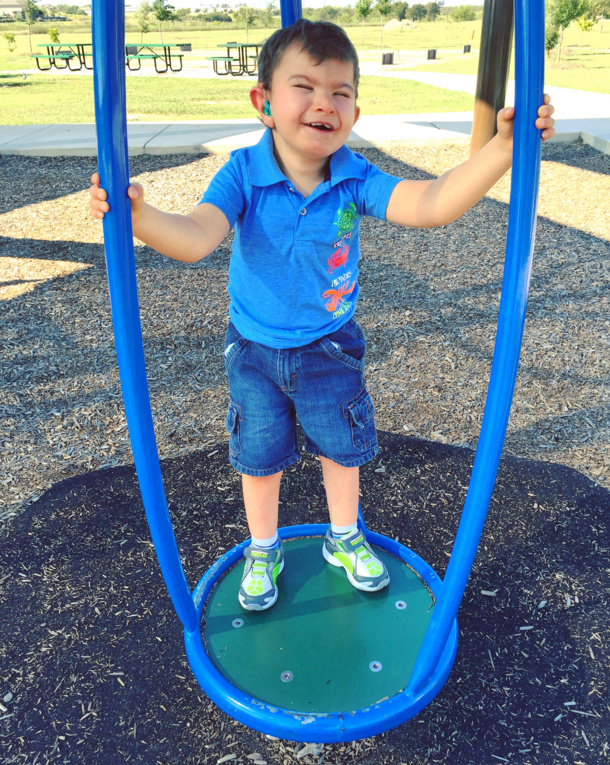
[32,42,93,71]
[207,41,263,77]
[125,43,187,73]
[30,41,189,73]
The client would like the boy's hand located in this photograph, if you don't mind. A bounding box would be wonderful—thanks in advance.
[88,171,145,222]
[496,94,556,147]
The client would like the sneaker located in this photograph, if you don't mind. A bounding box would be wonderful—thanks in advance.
[322,527,389,592]
[238,541,284,611]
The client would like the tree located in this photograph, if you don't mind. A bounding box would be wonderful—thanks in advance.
[309,5,340,21]
[592,0,610,16]
[135,0,152,42]
[151,0,175,43]
[175,7,191,21]
[545,22,560,53]
[449,4,476,21]
[234,4,258,42]
[355,0,373,42]
[376,0,392,45]
[392,1,409,21]
[547,0,591,60]
[21,0,41,53]
[3,33,17,53]
[426,1,442,21]
[47,27,60,43]
[576,11,595,30]
[409,3,427,20]
[259,2,278,31]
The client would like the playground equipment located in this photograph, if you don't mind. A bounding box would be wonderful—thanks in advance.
[91,0,544,743]
[471,0,515,154]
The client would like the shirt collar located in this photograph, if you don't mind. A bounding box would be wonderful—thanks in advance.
[247,128,369,188]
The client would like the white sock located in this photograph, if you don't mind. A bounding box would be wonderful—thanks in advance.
[331,522,358,539]
[251,533,279,549]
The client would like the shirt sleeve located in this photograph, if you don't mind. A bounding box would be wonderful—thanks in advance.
[357,155,403,221]
[199,151,247,230]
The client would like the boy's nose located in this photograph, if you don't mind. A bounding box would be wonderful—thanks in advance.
[313,91,334,113]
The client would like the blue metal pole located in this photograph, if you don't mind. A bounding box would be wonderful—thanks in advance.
[278,0,302,27]
[407,0,544,696]
[91,0,198,634]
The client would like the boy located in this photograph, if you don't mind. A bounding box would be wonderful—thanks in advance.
[89,20,555,612]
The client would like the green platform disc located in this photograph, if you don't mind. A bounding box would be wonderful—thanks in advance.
[202,537,435,713]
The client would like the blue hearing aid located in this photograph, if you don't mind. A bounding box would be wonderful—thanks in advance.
[263,100,272,117]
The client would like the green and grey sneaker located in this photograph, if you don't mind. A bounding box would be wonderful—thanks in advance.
[323,527,389,592]
[238,542,285,611]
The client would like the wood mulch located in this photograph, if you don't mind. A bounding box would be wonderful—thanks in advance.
[0,140,609,763]
[0,141,608,525]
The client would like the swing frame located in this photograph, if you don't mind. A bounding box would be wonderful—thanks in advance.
[91,0,544,743]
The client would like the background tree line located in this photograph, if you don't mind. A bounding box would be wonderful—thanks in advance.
[545,0,610,59]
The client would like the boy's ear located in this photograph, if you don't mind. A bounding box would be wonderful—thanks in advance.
[353,105,360,126]
[250,84,274,127]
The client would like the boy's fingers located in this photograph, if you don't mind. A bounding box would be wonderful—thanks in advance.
[89,181,106,200]
[539,103,555,118]
[127,183,144,202]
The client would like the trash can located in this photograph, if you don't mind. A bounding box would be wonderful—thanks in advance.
[463,44,471,53]
[381,52,394,65]
[427,49,436,60]
[179,43,192,52]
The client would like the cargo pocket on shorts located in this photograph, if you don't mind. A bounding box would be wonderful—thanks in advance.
[344,388,377,452]
[225,401,242,459]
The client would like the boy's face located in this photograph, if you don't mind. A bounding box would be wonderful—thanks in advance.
[251,43,360,168]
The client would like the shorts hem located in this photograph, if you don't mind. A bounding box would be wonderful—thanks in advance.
[306,443,379,468]
[229,451,301,477]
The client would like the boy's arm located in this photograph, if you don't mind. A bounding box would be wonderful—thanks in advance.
[89,173,230,262]
[385,99,555,229]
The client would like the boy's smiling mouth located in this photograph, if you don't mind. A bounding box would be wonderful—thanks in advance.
[306,122,334,132]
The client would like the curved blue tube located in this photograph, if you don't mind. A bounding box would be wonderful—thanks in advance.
[187,525,458,743]
[279,0,302,28]
[91,0,545,739]
[407,0,545,696]
[91,0,197,634]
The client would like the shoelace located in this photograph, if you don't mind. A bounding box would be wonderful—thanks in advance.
[354,545,371,562]
[250,560,268,580]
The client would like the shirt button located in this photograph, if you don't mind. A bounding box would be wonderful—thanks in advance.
[300,208,307,216]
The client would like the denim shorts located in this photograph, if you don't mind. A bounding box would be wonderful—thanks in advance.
[223,319,378,476]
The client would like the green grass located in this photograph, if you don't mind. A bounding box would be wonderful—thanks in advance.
[408,45,610,94]
[0,17,608,123]
[0,73,474,124]
[1,21,485,71]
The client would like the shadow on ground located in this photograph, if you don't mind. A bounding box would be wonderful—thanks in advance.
[1,431,608,764]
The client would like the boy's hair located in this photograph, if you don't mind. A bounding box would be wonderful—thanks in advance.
[258,19,360,99]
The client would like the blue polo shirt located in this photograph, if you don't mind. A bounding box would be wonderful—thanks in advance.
[201,129,401,349]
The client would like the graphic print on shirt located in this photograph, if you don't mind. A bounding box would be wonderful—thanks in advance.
[335,202,358,237]
[322,202,359,319]
[323,280,355,313]
[327,243,349,274]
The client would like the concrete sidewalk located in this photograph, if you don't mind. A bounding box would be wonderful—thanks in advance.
[1,70,609,156]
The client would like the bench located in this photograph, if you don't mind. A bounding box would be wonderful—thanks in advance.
[167,53,183,72]
[126,53,160,71]
[31,52,75,71]
[207,55,238,75]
